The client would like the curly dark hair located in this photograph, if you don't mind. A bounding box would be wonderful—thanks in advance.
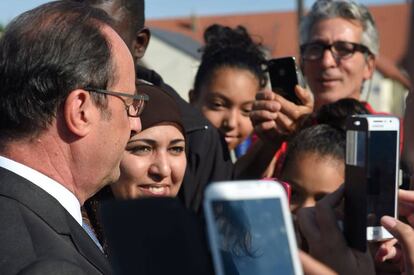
[315,98,370,132]
[282,124,346,174]
[192,24,268,98]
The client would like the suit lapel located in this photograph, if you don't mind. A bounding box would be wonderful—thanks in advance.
[0,167,111,274]
[66,214,111,274]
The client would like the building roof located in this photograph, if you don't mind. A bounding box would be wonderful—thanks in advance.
[148,3,411,89]
[150,27,202,59]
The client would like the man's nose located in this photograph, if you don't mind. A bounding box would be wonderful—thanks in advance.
[129,116,142,133]
[320,48,339,68]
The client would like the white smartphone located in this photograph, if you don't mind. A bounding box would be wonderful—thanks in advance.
[203,180,303,275]
[345,115,399,248]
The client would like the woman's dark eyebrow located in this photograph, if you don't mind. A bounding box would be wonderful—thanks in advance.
[206,91,231,103]
[127,138,156,146]
[169,139,185,145]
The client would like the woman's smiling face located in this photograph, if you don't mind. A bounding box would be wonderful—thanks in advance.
[110,124,186,199]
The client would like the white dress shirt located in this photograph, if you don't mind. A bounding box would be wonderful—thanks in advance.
[0,155,82,225]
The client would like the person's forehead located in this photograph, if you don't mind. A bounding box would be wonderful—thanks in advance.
[309,17,363,40]
[101,24,135,90]
[100,25,130,65]
[138,124,184,138]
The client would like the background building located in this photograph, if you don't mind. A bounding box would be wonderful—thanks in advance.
[143,3,410,115]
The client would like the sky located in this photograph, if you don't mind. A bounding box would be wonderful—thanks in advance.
[0,0,406,25]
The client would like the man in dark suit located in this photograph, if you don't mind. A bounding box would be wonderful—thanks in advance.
[0,1,143,274]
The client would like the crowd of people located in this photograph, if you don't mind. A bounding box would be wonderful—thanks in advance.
[0,0,414,274]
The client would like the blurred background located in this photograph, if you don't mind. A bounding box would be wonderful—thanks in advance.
[0,0,410,115]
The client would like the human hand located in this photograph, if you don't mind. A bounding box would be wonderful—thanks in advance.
[299,250,337,275]
[296,186,375,275]
[250,86,313,143]
[372,238,402,274]
[378,189,414,274]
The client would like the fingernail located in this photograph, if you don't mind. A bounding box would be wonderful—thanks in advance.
[377,249,387,261]
[381,216,397,228]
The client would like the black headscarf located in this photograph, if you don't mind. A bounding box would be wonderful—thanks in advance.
[137,82,184,135]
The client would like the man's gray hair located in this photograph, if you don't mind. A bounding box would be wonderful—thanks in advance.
[299,0,379,56]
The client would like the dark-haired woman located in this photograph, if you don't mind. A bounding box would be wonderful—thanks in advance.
[189,24,267,157]
[110,83,186,199]
[84,82,187,251]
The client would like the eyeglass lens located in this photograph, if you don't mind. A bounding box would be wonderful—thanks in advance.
[129,99,145,117]
[302,41,362,60]
[85,88,146,118]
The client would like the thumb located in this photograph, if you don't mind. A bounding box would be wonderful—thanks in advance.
[295,85,314,108]
[381,216,414,262]
[299,250,337,275]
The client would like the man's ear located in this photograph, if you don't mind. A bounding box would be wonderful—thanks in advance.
[64,89,94,137]
[363,55,376,80]
[132,27,151,62]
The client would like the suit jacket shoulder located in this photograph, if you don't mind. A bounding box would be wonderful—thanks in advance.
[0,167,111,275]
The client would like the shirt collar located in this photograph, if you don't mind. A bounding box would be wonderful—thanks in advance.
[0,155,82,225]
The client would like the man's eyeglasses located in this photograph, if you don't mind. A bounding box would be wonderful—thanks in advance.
[300,41,371,61]
[85,87,149,117]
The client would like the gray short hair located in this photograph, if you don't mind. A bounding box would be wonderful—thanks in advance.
[299,0,379,56]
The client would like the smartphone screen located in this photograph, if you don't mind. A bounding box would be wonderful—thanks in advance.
[345,116,399,247]
[366,130,398,229]
[211,198,296,275]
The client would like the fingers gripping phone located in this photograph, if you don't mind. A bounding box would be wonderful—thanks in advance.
[267,57,304,105]
[261,178,292,203]
[344,115,400,251]
[203,180,303,275]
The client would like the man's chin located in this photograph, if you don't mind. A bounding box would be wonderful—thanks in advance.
[103,168,121,187]
[314,91,345,109]
[112,168,121,183]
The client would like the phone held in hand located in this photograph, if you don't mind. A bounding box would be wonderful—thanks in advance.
[261,177,292,203]
[203,180,303,275]
[267,56,304,105]
[344,115,400,252]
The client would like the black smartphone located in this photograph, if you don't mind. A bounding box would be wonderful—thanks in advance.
[267,57,303,105]
[344,115,400,252]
